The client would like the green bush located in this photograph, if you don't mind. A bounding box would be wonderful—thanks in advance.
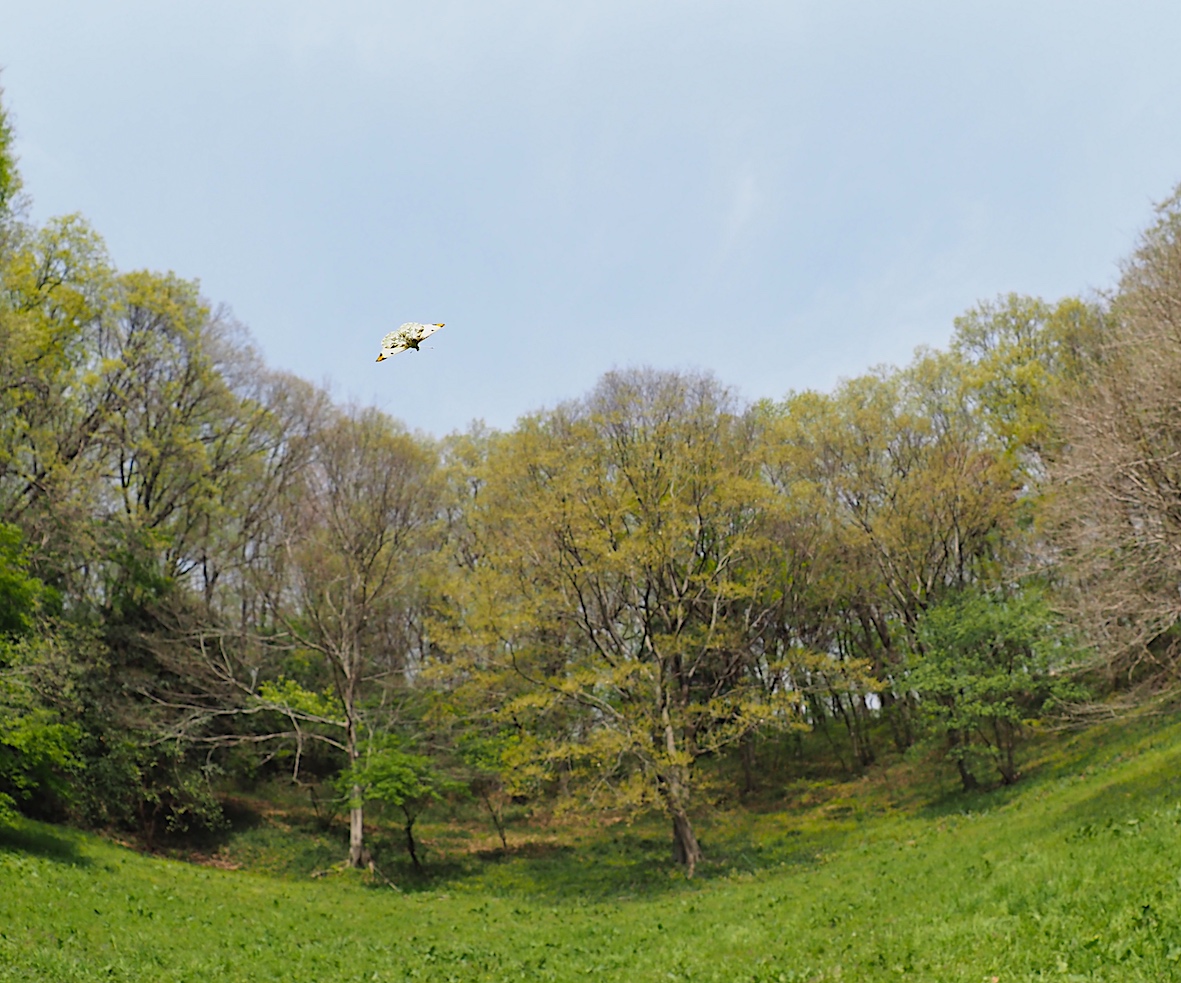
[911,585,1083,788]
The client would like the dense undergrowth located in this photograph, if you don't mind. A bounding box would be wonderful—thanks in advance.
[4,709,1181,981]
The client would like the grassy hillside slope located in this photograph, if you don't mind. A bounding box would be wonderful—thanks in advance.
[3,713,1181,982]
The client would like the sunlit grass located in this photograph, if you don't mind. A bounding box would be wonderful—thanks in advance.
[4,711,1181,980]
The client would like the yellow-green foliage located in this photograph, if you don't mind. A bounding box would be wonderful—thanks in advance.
[255,678,342,724]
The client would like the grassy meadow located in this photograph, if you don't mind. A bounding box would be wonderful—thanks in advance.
[4,712,1181,982]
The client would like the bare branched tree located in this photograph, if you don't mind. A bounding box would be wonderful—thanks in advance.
[1049,186,1181,689]
[269,406,440,867]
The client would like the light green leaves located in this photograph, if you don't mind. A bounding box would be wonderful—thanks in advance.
[255,678,343,724]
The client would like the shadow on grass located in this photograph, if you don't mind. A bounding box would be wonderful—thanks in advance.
[362,827,701,901]
[907,710,1181,832]
[696,826,832,878]
[1058,748,1181,830]
[0,820,92,867]
[367,838,592,897]
[382,819,843,902]
[913,779,1025,823]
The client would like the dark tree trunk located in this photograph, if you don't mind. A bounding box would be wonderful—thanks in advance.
[740,733,757,795]
[481,791,509,850]
[402,808,423,871]
[812,695,852,776]
[884,698,912,753]
[994,720,1019,785]
[956,757,979,791]
[948,730,978,791]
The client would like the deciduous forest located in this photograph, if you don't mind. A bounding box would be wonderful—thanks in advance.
[5,83,1181,980]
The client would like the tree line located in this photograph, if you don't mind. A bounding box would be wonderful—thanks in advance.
[3,90,1181,874]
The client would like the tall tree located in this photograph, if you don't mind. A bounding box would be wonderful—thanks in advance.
[1048,185,1181,688]
[272,406,439,867]
[443,370,794,875]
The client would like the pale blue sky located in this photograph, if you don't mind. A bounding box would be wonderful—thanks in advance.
[4,1,1180,434]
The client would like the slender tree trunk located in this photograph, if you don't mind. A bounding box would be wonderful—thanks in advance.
[862,606,915,753]
[481,791,509,850]
[832,691,860,764]
[884,698,910,753]
[655,658,702,875]
[739,733,757,795]
[854,694,876,766]
[345,694,367,868]
[811,698,852,776]
[402,808,423,871]
[995,721,1018,785]
[888,692,916,752]
[349,788,366,867]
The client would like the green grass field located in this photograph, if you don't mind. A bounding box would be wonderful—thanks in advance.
[4,713,1181,982]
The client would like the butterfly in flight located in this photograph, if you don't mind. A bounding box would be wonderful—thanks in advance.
[376,323,445,361]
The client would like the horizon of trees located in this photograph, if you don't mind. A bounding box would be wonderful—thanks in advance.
[3,87,1181,874]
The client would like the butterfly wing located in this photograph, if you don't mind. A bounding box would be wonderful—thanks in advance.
[401,322,444,345]
[379,328,410,354]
